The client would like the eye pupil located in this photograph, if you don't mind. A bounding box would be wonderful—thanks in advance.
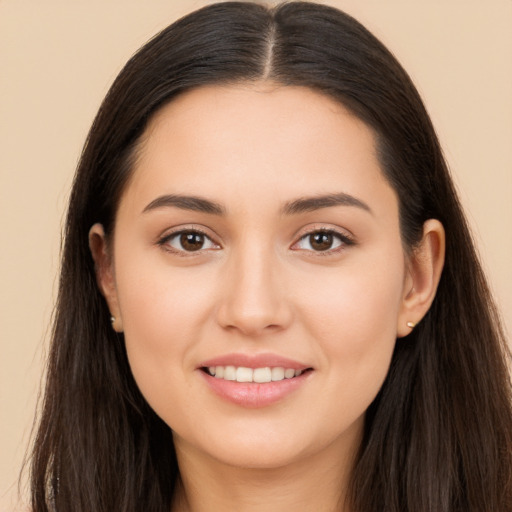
[310,232,333,251]
[180,232,204,251]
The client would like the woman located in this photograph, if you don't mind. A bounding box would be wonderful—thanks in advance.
[29,2,512,511]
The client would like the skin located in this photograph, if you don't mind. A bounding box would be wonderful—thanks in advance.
[90,83,445,512]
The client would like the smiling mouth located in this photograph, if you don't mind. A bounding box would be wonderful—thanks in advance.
[202,366,312,383]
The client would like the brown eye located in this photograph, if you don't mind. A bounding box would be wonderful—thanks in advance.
[309,232,334,251]
[293,229,351,253]
[180,232,205,251]
[162,230,219,253]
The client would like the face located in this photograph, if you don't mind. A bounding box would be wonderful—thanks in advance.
[98,84,414,470]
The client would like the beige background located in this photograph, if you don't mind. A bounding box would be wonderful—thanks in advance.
[1,1,511,510]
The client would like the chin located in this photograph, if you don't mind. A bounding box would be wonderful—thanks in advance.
[210,442,309,470]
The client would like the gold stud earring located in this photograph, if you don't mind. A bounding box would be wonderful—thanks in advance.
[406,321,416,329]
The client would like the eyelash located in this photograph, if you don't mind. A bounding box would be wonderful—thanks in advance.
[157,227,355,256]
[157,227,219,256]
[292,228,355,255]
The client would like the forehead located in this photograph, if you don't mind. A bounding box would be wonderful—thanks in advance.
[122,83,396,217]
[141,83,372,160]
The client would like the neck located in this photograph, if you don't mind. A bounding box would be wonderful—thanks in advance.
[171,429,360,512]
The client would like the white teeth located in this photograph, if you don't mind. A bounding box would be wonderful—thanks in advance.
[253,367,272,383]
[236,367,253,382]
[206,365,306,383]
[284,368,295,379]
[271,367,285,381]
[224,366,236,381]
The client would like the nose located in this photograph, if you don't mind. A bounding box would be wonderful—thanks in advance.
[216,244,292,337]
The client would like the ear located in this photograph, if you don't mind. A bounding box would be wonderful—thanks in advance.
[89,223,123,332]
[397,219,445,337]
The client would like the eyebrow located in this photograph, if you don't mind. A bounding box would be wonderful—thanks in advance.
[281,192,372,215]
[142,191,372,217]
[142,194,225,215]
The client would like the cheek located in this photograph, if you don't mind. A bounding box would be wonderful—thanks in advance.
[309,270,402,346]
[114,256,216,408]
[297,248,405,392]
[117,250,214,339]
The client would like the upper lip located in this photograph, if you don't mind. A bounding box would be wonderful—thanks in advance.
[198,353,312,371]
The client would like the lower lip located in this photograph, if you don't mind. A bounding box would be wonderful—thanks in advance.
[198,370,312,408]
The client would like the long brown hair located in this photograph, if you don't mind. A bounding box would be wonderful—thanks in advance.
[30,2,512,511]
